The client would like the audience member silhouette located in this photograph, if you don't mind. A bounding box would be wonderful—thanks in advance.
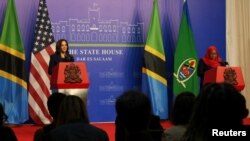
[181,83,249,141]
[0,103,18,141]
[33,92,66,141]
[162,92,196,141]
[48,95,109,141]
[115,90,163,141]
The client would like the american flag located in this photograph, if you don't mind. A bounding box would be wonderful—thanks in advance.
[28,0,55,124]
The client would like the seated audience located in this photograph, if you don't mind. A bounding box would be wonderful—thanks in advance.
[48,95,109,141]
[181,83,249,141]
[115,90,163,141]
[0,103,18,141]
[33,92,66,141]
[162,92,196,141]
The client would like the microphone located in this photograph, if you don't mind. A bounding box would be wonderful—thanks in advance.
[221,61,229,66]
[65,54,73,62]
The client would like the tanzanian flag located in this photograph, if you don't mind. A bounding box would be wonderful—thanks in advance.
[142,0,168,119]
[173,1,199,96]
[0,0,28,123]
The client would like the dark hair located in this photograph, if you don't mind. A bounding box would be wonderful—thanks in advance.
[171,92,195,125]
[56,95,89,126]
[47,93,66,120]
[55,39,69,54]
[0,103,7,126]
[115,90,151,132]
[182,83,249,141]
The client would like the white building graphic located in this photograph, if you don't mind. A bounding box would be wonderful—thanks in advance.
[52,3,144,44]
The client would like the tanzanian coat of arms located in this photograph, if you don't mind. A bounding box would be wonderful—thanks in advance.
[174,58,197,88]
[64,63,82,83]
[224,67,238,85]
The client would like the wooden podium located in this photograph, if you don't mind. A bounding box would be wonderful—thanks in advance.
[203,66,245,91]
[50,62,89,103]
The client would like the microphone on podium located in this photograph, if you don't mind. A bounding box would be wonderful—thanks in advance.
[65,54,74,62]
[220,61,229,66]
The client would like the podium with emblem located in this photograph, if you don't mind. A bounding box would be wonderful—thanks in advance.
[203,66,245,91]
[50,62,89,103]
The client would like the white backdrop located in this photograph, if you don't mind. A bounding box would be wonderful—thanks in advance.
[226,0,250,116]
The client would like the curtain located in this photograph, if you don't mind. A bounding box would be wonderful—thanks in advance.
[226,0,250,116]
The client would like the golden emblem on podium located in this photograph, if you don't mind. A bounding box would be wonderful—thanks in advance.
[64,63,82,83]
[224,67,238,85]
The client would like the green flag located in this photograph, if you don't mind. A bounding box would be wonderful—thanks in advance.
[0,0,25,60]
[173,1,199,96]
[142,0,168,119]
[0,0,28,123]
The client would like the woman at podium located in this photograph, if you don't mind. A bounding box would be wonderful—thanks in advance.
[197,45,228,86]
[48,39,74,75]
